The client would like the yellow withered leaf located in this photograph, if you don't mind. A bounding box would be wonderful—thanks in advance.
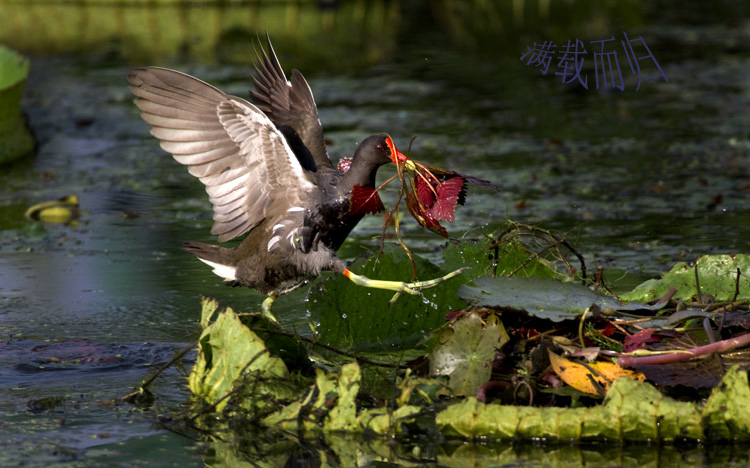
[548,350,646,396]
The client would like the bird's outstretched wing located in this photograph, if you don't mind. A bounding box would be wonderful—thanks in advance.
[128,67,316,242]
[251,35,333,172]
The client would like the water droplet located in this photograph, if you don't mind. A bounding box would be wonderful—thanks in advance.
[342,313,347,319]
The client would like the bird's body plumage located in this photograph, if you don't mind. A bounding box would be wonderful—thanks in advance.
[128,39,397,297]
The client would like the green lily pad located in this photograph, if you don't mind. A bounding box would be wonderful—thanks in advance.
[621,254,750,303]
[308,235,562,353]
[307,244,468,352]
[0,45,34,165]
[429,312,509,396]
[458,276,627,322]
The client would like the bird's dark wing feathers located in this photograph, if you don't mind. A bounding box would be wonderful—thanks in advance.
[251,35,333,172]
[128,67,315,243]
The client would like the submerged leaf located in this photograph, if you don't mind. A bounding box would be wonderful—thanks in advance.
[429,312,509,396]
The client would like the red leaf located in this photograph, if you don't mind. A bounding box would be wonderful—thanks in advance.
[405,190,448,238]
[601,322,617,337]
[416,176,436,208]
[429,176,464,222]
[623,329,660,352]
[445,310,462,321]
[349,185,385,215]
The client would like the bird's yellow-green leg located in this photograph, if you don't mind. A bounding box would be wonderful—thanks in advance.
[261,295,279,322]
[343,267,468,304]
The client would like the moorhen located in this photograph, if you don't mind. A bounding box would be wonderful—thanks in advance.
[127,37,463,320]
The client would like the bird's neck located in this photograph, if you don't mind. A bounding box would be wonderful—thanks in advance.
[339,159,382,193]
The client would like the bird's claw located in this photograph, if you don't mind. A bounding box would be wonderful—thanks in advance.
[388,267,469,304]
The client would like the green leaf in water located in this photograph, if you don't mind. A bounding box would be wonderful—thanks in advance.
[458,276,614,322]
[307,234,561,354]
[0,45,34,165]
[307,244,467,352]
[429,312,509,396]
[188,299,291,412]
[620,254,750,303]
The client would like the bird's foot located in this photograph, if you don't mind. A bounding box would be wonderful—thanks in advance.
[261,295,279,323]
[342,267,468,304]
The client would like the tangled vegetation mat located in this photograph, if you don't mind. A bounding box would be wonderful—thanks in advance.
[141,227,750,446]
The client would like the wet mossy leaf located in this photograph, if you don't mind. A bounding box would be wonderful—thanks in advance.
[429,312,509,396]
[435,367,750,442]
[702,364,750,441]
[621,254,750,303]
[436,373,703,441]
[188,299,290,412]
[189,300,750,442]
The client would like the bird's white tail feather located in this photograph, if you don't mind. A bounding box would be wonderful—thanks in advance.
[196,258,237,281]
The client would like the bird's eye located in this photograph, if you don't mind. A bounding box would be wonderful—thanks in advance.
[375,144,383,152]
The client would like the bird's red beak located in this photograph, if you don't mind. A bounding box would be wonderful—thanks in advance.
[385,137,415,169]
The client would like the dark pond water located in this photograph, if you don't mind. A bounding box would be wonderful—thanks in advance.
[1,1,750,466]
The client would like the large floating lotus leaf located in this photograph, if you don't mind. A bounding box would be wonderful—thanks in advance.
[188,299,290,412]
[0,45,34,165]
[307,244,467,352]
[621,254,750,303]
[429,312,509,396]
[309,237,562,353]
[457,276,658,322]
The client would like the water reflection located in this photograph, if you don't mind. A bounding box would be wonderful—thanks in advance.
[0,1,400,69]
[203,430,750,467]
[1,0,750,466]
